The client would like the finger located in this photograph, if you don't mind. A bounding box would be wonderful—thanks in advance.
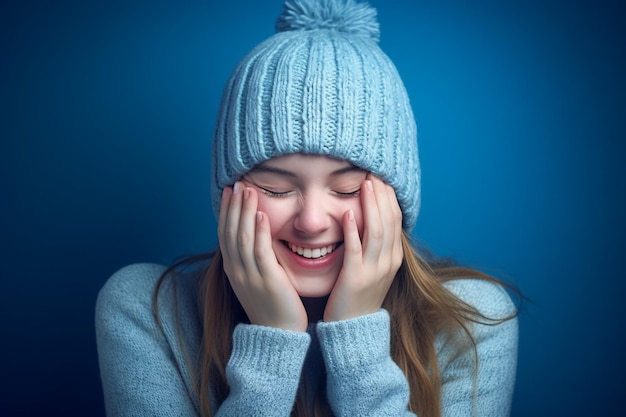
[370,178,404,273]
[237,186,261,273]
[217,186,232,245]
[341,209,363,272]
[254,211,278,277]
[360,177,384,261]
[386,184,404,267]
[221,181,245,267]
[372,177,398,253]
[371,176,394,225]
[218,185,238,259]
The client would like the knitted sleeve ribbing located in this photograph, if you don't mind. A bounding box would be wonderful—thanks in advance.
[96,264,313,417]
[316,310,416,416]
[216,324,311,416]
[315,279,518,417]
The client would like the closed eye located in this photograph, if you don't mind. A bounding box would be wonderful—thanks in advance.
[334,189,361,198]
[242,174,293,198]
[259,187,292,198]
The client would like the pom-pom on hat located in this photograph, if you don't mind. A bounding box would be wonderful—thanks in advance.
[212,0,420,229]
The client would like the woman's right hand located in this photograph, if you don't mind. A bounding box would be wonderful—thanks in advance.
[218,182,308,332]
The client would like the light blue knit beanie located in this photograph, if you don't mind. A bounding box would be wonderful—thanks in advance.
[212,0,420,229]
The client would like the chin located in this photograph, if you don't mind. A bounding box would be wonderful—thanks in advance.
[291,278,335,299]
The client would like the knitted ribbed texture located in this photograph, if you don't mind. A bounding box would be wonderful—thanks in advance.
[229,324,311,379]
[211,0,420,229]
[316,309,390,375]
[316,310,411,415]
[222,324,311,414]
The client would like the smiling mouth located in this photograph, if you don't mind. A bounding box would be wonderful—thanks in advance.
[285,242,339,259]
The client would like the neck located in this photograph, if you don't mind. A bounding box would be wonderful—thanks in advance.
[301,296,329,324]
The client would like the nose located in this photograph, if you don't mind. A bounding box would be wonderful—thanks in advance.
[293,193,332,236]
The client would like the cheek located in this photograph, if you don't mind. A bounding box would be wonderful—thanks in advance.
[256,195,288,237]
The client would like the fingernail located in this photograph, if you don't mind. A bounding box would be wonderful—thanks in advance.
[348,209,354,221]
[243,187,250,199]
[256,211,262,223]
[233,181,241,194]
[366,180,373,192]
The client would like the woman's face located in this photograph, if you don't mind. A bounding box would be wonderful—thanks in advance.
[241,154,367,298]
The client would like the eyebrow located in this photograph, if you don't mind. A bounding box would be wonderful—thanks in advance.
[249,163,365,177]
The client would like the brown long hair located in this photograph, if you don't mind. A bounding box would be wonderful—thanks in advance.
[153,232,518,417]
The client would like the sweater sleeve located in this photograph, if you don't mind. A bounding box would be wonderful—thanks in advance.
[438,279,519,417]
[314,279,518,417]
[95,263,201,416]
[216,324,311,416]
[96,263,312,417]
[316,310,415,417]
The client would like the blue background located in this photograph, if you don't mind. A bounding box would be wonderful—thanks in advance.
[1,0,624,415]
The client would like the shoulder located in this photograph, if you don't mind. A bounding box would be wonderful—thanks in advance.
[95,263,171,343]
[96,262,203,325]
[95,263,204,415]
[96,263,167,316]
[437,279,519,415]
[436,278,519,376]
[442,278,518,319]
[99,263,167,295]
[95,262,204,373]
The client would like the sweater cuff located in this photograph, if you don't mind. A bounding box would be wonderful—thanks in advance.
[229,324,311,379]
[316,310,391,375]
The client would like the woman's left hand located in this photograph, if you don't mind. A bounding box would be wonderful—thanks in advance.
[323,174,404,322]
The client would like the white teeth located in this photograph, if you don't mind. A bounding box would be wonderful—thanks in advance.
[288,243,335,259]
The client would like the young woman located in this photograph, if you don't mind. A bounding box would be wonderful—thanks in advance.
[95,1,519,416]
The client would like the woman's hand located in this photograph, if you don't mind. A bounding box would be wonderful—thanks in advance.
[218,182,308,332]
[323,175,403,322]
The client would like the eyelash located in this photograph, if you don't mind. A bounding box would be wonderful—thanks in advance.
[260,188,291,198]
[259,188,360,198]
[335,190,361,198]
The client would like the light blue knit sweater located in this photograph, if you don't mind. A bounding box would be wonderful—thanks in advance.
[95,263,518,416]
